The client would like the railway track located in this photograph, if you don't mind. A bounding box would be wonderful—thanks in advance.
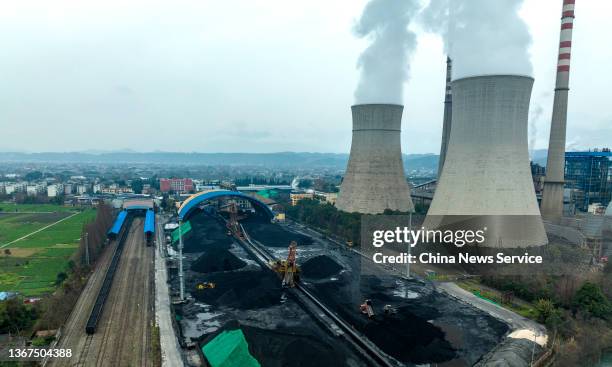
[75,334,93,366]
[48,216,153,367]
[237,223,396,367]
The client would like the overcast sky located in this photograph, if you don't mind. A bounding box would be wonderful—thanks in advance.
[0,0,610,154]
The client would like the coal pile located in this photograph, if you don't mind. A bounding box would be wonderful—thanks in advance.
[191,247,246,273]
[362,308,455,364]
[193,270,282,309]
[184,213,232,253]
[242,220,313,247]
[301,255,343,280]
[310,279,457,365]
[241,325,347,367]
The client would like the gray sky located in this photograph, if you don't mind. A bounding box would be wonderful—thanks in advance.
[0,0,610,154]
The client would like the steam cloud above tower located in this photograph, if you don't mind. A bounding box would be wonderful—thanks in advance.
[421,0,533,79]
[353,0,420,104]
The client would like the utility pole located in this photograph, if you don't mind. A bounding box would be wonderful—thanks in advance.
[530,330,538,366]
[405,212,413,279]
[84,232,90,266]
[178,220,185,301]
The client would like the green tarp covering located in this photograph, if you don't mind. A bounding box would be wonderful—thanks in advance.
[171,220,192,244]
[256,189,277,199]
[202,329,260,367]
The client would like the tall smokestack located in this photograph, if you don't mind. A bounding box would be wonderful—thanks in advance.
[438,57,453,178]
[425,75,548,248]
[541,0,576,219]
[336,104,414,214]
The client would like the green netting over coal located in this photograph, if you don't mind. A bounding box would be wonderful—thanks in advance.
[202,329,260,367]
[171,220,192,244]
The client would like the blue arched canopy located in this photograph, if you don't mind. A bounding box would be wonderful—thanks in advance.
[178,190,274,221]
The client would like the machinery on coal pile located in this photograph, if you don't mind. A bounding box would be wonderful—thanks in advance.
[196,282,216,290]
[383,304,397,315]
[360,299,375,318]
[271,241,300,288]
[225,201,244,238]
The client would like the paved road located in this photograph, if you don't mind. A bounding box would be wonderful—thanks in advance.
[437,282,547,345]
[154,215,184,367]
[49,218,156,367]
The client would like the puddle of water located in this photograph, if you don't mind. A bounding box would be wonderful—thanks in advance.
[393,279,421,299]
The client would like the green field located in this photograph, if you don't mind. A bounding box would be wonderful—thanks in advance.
[0,205,96,296]
[0,212,73,244]
[0,203,78,213]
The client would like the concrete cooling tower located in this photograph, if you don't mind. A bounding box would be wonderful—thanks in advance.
[425,75,548,248]
[336,104,414,214]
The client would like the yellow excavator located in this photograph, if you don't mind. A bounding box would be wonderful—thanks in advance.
[196,282,216,290]
[270,241,300,288]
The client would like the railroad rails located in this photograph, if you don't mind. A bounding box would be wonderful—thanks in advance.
[85,214,134,334]
[237,223,396,367]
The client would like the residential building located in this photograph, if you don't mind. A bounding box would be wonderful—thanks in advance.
[159,178,194,193]
[76,184,89,195]
[26,184,45,196]
[47,184,64,198]
[290,192,314,206]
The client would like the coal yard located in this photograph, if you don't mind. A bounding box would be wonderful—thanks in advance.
[170,211,510,366]
[172,213,367,367]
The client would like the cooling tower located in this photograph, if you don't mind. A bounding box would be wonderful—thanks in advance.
[541,0,576,219]
[425,75,548,248]
[336,104,414,214]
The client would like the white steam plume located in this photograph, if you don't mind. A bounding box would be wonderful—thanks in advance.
[529,104,543,159]
[354,0,420,105]
[420,0,533,80]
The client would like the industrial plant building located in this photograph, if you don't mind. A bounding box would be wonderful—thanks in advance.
[564,150,612,212]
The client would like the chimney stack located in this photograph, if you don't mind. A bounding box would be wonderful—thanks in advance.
[541,0,576,219]
[438,57,453,178]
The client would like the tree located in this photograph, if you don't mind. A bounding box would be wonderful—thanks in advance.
[131,178,144,194]
[0,298,37,334]
[55,272,68,286]
[24,171,43,181]
[572,282,612,319]
[297,179,313,189]
[534,298,561,327]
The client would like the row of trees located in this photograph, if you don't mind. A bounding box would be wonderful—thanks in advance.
[484,266,612,365]
[285,198,362,244]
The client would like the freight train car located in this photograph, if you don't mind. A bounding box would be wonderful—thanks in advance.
[144,209,155,247]
[107,210,128,240]
[87,213,133,334]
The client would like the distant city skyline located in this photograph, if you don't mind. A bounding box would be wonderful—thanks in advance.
[0,0,610,154]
